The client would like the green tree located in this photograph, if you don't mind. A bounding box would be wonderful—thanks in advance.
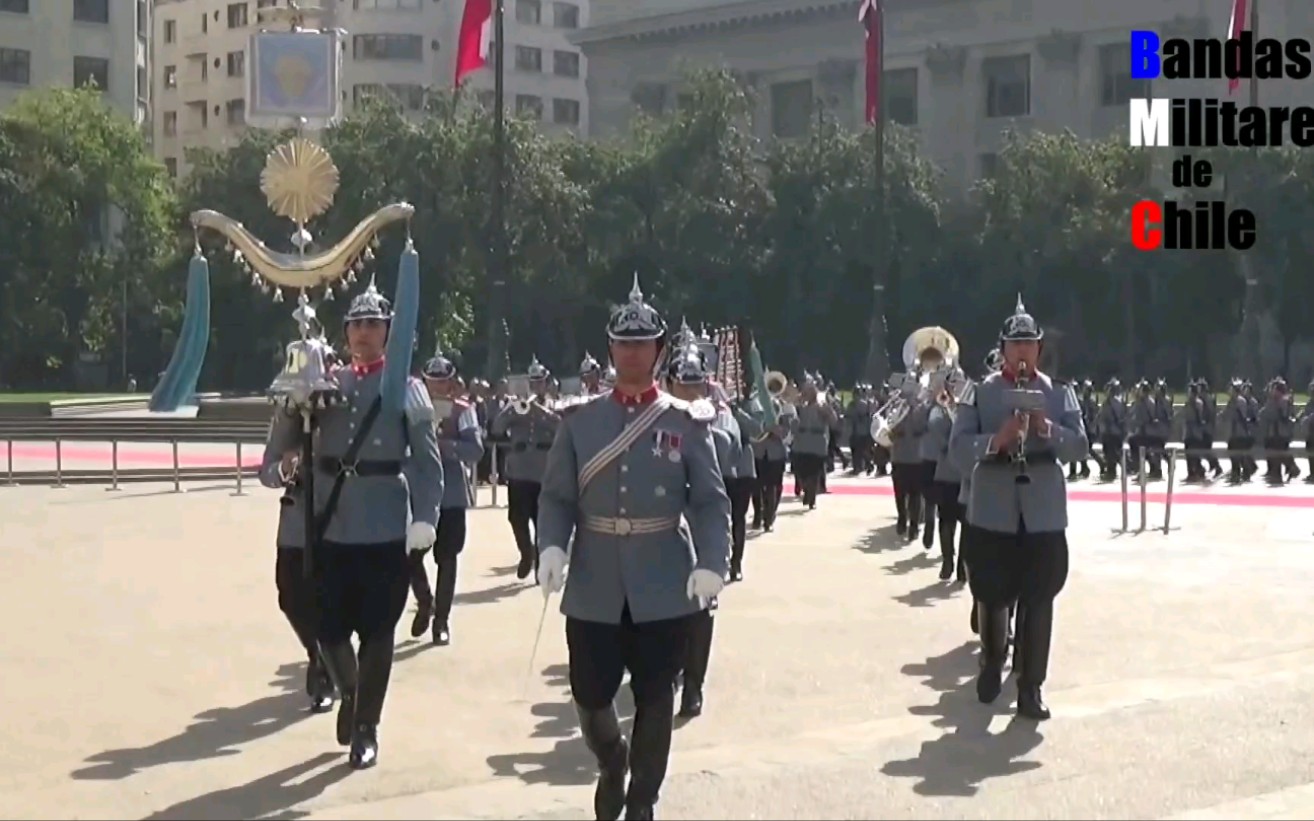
[0,88,177,389]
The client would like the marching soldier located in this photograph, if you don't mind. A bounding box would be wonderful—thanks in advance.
[1224,378,1256,483]
[750,392,789,532]
[926,377,967,582]
[1067,379,1099,480]
[846,384,876,475]
[1301,383,1314,481]
[260,413,336,715]
[537,276,730,821]
[263,280,443,768]
[1197,378,1223,479]
[1128,380,1159,480]
[889,380,928,541]
[667,346,736,718]
[1150,379,1174,478]
[1183,379,1210,482]
[950,295,1088,721]
[788,376,835,510]
[581,352,604,394]
[491,357,561,579]
[1259,377,1300,484]
[410,347,484,646]
[728,395,760,581]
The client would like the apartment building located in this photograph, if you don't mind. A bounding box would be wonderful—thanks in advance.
[575,0,1314,188]
[153,0,589,178]
[0,0,151,125]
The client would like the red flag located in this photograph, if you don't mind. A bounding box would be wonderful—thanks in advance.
[1227,0,1249,94]
[859,0,883,124]
[454,0,493,87]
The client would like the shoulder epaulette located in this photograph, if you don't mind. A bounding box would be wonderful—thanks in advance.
[685,398,716,423]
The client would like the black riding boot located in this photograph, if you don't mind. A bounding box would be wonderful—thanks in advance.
[1015,600,1054,720]
[408,551,433,639]
[305,652,336,713]
[432,554,458,646]
[349,635,396,769]
[318,640,358,747]
[576,702,629,821]
[679,611,713,718]
[626,690,676,820]
[976,602,1010,704]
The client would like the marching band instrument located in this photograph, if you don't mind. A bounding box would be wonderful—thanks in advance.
[764,370,788,399]
[870,327,960,448]
[1002,360,1046,485]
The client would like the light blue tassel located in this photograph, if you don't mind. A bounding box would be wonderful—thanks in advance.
[149,252,211,412]
[381,239,419,414]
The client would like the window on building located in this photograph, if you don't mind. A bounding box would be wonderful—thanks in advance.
[163,65,177,88]
[476,89,495,109]
[200,13,208,33]
[164,111,177,136]
[73,0,109,24]
[137,0,148,35]
[514,46,541,72]
[883,67,917,125]
[226,98,245,125]
[227,50,245,77]
[226,3,247,28]
[983,54,1030,118]
[137,65,148,98]
[0,1,30,14]
[515,94,542,120]
[354,0,422,7]
[770,79,813,139]
[352,82,424,110]
[553,97,579,125]
[0,47,30,84]
[552,2,578,28]
[552,50,579,78]
[74,56,110,92]
[352,34,423,60]
[164,19,176,43]
[1099,43,1148,107]
[516,0,541,25]
[978,152,998,179]
[258,0,278,7]
[164,157,178,177]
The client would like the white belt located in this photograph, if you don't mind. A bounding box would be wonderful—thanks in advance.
[582,515,680,536]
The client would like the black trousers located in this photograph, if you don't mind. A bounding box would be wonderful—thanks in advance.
[316,541,410,727]
[890,462,922,532]
[792,452,826,507]
[918,460,938,546]
[567,607,694,809]
[1227,436,1256,480]
[967,525,1068,687]
[506,479,541,562]
[872,444,890,475]
[1263,437,1299,480]
[680,608,715,689]
[1099,436,1123,477]
[931,480,965,572]
[752,458,786,528]
[725,477,753,570]
[408,507,468,627]
[849,434,874,473]
[275,547,320,659]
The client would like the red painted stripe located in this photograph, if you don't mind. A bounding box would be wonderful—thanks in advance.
[821,482,1314,509]
[7,444,260,468]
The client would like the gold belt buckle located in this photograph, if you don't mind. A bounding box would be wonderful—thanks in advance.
[613,517,633,536]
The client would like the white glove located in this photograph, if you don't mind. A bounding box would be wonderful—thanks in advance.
[687,568,725,600]
[537,546,568,597]
[406,522,437,553]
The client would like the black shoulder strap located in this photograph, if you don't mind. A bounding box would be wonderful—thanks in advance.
[313,395,384,545]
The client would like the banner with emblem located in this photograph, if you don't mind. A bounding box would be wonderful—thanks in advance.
[246,31,342,128]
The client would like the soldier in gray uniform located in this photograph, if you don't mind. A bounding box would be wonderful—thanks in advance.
[260,415,336,714]
[1183,379,1210,482]
[1197,378,1223,479]
[666,347,736,719]
[409,347,484,646]
[788,377,835,510]
[1224,378,1256,483]
[1259,377,1300,484]
[1067,379,1099,480]
[536,277,729,821]
[846,384,876,475]
[581,352,604,394]
[1128,380,1158,480]
[1300,382,1314,480]
[926,383,967,582]
[1149,379,1174,479]
[263,281,443,768]
[889,386,929,541]
[750,394,789,532]
[491,357,561,579]
[950,296,1087,721]
[728,397,760,580]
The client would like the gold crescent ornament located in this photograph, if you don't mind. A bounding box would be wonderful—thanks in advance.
[260,137,340,225]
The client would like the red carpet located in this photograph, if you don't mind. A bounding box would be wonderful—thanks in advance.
[822,481,1314,509]
[8,443,261,469]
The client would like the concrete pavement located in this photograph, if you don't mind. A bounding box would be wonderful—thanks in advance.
[2,482,1313,819]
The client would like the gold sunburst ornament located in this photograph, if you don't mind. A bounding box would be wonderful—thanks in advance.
[260,137,340,225]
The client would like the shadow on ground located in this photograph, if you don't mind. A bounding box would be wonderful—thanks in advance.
[138,752,350,820]
[880,641,1043,797]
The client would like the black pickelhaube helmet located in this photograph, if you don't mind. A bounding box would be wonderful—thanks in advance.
[579,352,601,376]
[343,276,393,325]
[607,274,667,341]
[999,293,1043,343]
[1105,377,1121,392]
[422,342,457,380]
[527,355,550,381]
[668,344,708,384]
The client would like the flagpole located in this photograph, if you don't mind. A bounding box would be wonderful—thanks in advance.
[862,0,890,386]
[486,0,509,379]
[1237,0,1261,382]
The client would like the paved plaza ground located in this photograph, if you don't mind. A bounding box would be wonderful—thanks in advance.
[2,475,1313,820]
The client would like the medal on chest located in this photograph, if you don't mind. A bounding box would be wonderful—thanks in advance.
[652,429,683,463]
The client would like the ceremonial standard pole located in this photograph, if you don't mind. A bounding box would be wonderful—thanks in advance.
[1235,0,1262,382]
[486,0,509,379]
[861,0,891,386]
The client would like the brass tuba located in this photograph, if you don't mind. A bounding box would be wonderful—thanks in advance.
[764,370,788,399]
[871,327,960,446]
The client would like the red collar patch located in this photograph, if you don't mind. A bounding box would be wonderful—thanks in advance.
[612,384,659,406]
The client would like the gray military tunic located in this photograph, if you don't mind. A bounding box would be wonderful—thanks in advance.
[789,402,832,456]
[926,404,961,483]
[750,399,789,462]
[537,392,731,624]
[949,372,1088,534]
[260,409,306,549]
[263,369,444,545]
[890,401,928,464]
[731,407,759,479]
[711,406,743,479]
[1096,396,1127,440]
[436,400,484,509]
[491,401,560,483]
